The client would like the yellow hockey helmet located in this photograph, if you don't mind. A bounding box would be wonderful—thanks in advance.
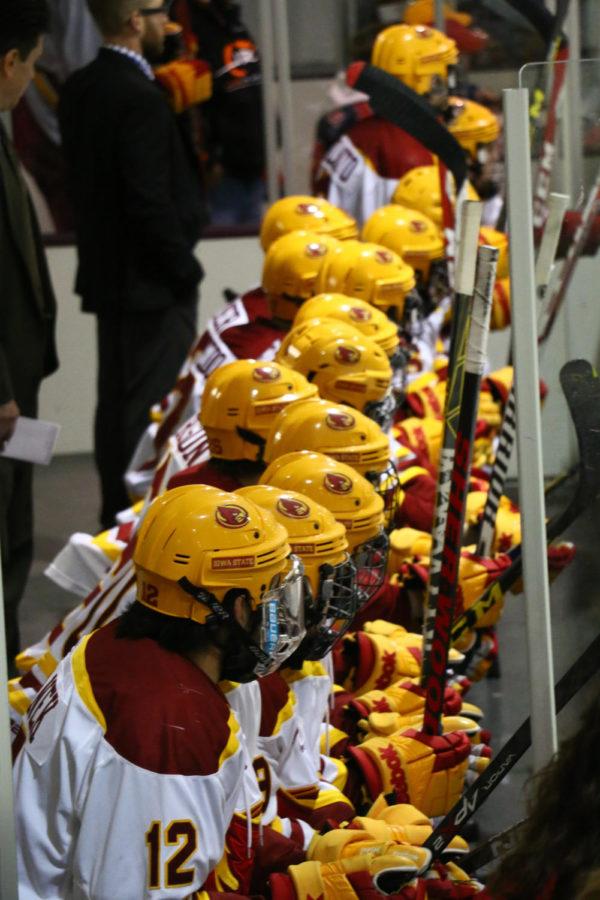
[260,450,389,602]
[275,318,394,425]
[134,484,308,676]
[403,0,472,28]
[262,230,341,322]
[315,239,416,316]
[371,24,458,100]
[239,484,358,658]
[480,227,509,280]
[447,96,500,164]
[200,359,318,463]
[392,165,445,227]
[362,204,445,284]
[260,195,358,251]
[293,294,400,359]
[264,397,400,528]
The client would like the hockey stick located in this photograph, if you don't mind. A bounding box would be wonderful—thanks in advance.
[452,359,600,645]
[461,821,525,873]
[425,628,600,859]
[538,167,600,345]
[476,193,568,557]
[421,246,497,736]
[420,201,483,688]
[345,62,467,192]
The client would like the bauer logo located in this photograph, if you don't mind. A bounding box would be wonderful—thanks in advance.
[326,410,356,430]
[375,249,394,265]
[277,496,310,519]
[335,345,361,365]
[305,241,328,259]
[212,556,256,569]
[349,306,372,322]
[296,202,322,217]
[324,472,353,494]
[215,504,250,528]
[253,365,281,383]
[410,219,428,233]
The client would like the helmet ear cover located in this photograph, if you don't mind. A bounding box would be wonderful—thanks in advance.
[178,578,272,675]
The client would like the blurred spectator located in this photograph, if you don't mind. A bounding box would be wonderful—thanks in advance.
[11,0,101,232]
[173,0,265,225]
[485,691,600,899]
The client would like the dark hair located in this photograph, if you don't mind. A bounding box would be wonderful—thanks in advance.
[488,693,600,899]
[116,600,214,656]
[0,0,49,59]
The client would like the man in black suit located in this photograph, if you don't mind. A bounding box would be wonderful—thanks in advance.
[0,0,58,671]
[59,0,206,528]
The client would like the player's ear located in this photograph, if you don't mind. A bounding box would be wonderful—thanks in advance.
[232,593,252,631]
[0,48,19,80]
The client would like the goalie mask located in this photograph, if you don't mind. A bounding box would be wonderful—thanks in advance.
[260,196,358,251]
[200,359,318,463]
[314,239,417,322]
[239,485,358,660]
[275,318,395,429]
[262,230,341,322]
[371,24,458,109]
[260,451,389,608]
[133,484,306,679]
[264,397,401,528]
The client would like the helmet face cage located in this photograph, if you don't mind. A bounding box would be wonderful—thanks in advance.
[302,554,359,660]
[364,389,398,433]
[365,462,400,530]
[257,554,307,675]
[353,530,390,606]
[427,258,451,307]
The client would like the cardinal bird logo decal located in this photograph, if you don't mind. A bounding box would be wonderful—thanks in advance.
[375,249,393,265]
[410,219,428,233]
[326,411,356,430]
[349,306,372,322]
[305,242,328,259]
[253,365,281,383]
[215,504,250,528]
[296,202,322,218]
[276,496,310,519]
[335,344,361,365]
[324,472,353,494]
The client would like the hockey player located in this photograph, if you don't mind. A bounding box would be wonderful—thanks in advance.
[13,484,303,899]
[446,95,502,225]
[260,194,358,250]
[275,318,395,428]
[313,24,458,224]
[291,293,401,360]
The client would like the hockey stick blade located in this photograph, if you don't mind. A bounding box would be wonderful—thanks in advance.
[461,821,525,873]
[425,630,600,859]
[452,359,600,643]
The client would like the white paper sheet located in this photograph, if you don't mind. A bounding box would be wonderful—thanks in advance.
[0,416,60,465]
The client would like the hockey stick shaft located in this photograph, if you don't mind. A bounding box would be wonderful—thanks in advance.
[420,202,483,687]
[539,166,600,345]
[422,246,497,735]
[426,629,600,858]
[453,359,600,643]
[476,193,568,557]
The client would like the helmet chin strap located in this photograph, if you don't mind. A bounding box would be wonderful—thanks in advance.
[178,577,271,679]
[235,426,266,463]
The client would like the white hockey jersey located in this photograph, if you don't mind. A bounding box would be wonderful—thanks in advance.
[13,622,244,900]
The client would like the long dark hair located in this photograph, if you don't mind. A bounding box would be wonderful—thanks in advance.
[488,694,600,899]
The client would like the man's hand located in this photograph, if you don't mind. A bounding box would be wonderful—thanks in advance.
[0,400,19,449]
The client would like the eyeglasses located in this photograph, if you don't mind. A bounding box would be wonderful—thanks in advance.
[139,1,172,16]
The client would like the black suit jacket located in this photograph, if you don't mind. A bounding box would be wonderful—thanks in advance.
[0,123,58,407]
[58,48,206,315]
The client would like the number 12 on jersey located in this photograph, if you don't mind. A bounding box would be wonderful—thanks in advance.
[146,820,198,890]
